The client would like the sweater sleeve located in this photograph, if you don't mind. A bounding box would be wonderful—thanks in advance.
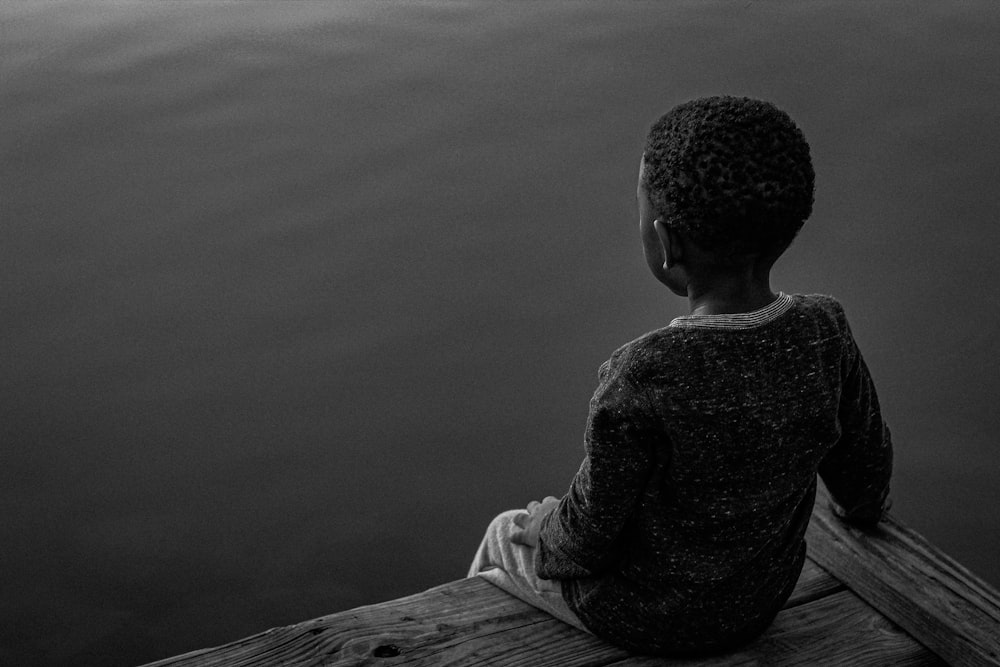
[819,326,893,527]
[535,348,659,579]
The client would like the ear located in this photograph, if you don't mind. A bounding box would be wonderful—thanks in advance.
[653,219,683,269]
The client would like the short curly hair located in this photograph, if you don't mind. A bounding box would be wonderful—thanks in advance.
[642,96,814,262]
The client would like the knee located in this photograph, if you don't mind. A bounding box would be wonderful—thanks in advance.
[489,509,523,529]
[484,509,524,542]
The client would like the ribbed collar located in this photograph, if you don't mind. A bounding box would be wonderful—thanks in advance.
[669,292,794,330]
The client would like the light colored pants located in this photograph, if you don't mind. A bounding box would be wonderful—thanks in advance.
[468,509,590,633]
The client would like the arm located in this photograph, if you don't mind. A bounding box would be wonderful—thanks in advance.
[534,351,660,579]
[819,335,893,527]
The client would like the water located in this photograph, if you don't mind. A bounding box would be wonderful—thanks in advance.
[2,3,999,665]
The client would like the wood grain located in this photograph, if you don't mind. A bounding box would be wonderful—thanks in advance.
[144,480,1000,667]
[808,481,1000,667]
[606,590,941,667]
[142,563,929,667]
[785,556,843,608]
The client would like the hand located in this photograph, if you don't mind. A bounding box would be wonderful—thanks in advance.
[829,496,892,526]
[511,496,560,548]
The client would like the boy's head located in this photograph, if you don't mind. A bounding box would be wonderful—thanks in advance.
[640,96,814,270]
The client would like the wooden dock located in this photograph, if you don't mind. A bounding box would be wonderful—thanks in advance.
[143,483,1000,666]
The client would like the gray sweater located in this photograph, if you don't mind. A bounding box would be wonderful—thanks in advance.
[535,293,892,656]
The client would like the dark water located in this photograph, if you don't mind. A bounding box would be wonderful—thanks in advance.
[3,3,999,665]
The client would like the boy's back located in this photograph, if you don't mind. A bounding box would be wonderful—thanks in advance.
[469,96,892,658]
[535,292,892,654]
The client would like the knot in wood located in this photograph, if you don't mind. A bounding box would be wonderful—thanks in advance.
[372,644,401,657]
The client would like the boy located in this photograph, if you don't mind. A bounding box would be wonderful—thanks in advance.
[468,96,892,656]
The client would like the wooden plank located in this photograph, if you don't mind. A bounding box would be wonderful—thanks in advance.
[605,591,941,667]
[142,578,626,667]
[786,556,844,608]
[148,481,1000,667]
[808,481,1000,667]
[143,562,836,667]
[142,568,926,667]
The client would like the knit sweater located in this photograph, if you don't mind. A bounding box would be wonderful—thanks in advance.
[535,293,892,656]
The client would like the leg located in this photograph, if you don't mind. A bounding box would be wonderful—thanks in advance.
[468,509,590,633]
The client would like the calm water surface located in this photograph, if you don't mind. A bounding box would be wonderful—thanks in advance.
[3,3,999,665]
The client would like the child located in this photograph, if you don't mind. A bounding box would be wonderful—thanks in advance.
[468,96,893,656]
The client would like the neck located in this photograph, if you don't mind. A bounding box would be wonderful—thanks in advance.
[684,270,777,316]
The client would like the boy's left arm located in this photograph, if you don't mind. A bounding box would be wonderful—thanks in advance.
[533,352,660,579]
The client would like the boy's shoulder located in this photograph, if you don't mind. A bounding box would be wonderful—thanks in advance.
[793,292,848,318]
[601,293,853,378]
[789,293,854,336]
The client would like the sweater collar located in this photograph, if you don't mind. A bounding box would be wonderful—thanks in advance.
[669,292,794,330]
